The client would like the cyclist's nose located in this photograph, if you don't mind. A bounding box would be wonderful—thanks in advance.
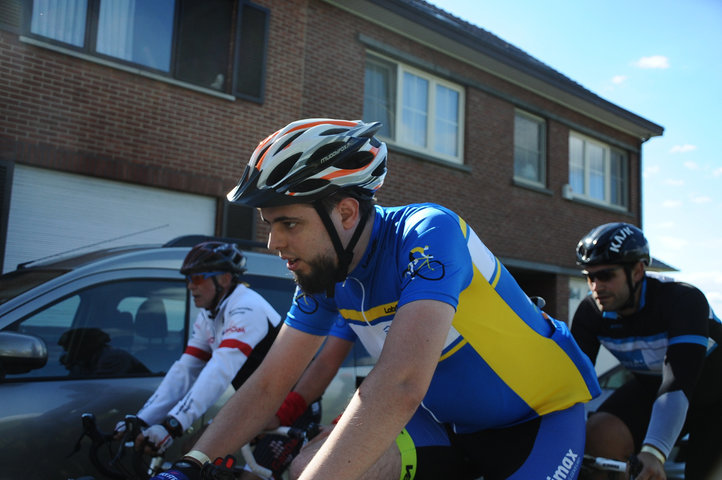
[267,227,285,254]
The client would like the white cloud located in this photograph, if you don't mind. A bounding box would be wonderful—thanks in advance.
[664,178,684,187]
[611,75,627,84]
[713,167,722,177]
[684,161,699,170]
[658,235,688,250]
[670,144,697,153]
[643,165,660,177]
[690,195,712,204]
[634,55,670,69]
[662,200,682,208]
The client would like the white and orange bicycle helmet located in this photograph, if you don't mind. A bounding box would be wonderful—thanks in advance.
[227,118,387,207]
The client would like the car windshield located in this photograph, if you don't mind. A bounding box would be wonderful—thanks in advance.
[0,269,68,304]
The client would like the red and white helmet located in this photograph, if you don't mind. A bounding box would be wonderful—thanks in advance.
[227,119,387,207]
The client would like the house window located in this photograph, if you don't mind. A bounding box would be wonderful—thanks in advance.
[363,54,464,164]
[27,0,268,100]
[514,110,546,185]
[569,133,628,208]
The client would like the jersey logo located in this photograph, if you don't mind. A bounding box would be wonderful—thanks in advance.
[402,245,445,289]
[294,292,319,314]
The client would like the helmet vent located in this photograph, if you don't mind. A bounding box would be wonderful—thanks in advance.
[267,153,302,186]
[371,162,386,177]
[278,131,304,151]
[292,178,330,193]
[320,127,349,136]
[335,151,373,170]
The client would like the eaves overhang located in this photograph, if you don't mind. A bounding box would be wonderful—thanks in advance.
[323,0,664,141]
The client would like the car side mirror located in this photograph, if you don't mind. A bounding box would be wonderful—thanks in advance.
[0,331,48,379]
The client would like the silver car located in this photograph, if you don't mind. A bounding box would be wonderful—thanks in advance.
[0,237,367,480]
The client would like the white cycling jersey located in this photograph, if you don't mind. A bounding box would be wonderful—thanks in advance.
[138,283,281,430]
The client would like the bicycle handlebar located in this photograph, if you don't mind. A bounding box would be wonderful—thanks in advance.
[72,413,162,480]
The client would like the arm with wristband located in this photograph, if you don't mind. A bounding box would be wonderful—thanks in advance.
[273,332,354,427]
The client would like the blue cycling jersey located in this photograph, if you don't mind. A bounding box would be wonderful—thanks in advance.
[286,203,600,433]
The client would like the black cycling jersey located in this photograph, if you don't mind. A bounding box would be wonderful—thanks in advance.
[572,274,722,478]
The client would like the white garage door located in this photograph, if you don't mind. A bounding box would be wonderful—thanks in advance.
[3,165,216,272]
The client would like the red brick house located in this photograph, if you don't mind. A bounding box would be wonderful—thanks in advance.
[0,0,663,322]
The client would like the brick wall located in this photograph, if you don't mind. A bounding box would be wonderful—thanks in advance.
[0,0,645,319]
[300,1,643,272]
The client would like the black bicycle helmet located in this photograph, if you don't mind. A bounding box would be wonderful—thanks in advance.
[180,242,247,276]
[226,118,387,208]
[576,222,651,267]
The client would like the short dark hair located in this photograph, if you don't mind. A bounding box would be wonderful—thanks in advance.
[318,189,376,218]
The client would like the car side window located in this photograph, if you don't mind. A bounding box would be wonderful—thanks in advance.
[10,279,188,379]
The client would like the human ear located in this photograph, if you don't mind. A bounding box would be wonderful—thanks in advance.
[632,262,645,282]
[336,197,360,229]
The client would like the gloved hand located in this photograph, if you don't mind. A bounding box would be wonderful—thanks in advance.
[201,455,245,480]
[114,415,148,439]
[114,420,127,438]
[148,460,201,480]
[141,424,174,454]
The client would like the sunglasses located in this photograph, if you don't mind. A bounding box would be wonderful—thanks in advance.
[582,267,620,283]
[185,271,225,285]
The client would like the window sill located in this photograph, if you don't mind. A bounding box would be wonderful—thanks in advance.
[563,194,632,214]
[20,36,236,102]
[386,144,470,173]
[512,178,552,195]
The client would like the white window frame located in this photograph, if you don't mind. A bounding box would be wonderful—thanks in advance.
[513,110,546,186]
[363,53,465,164]
[568,132,628,208]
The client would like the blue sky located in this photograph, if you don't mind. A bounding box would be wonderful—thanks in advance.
[433,0,722,315]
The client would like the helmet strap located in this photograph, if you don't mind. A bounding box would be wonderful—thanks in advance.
[313,201,370,298]
[208,275,228,318]
[620,264,642,312]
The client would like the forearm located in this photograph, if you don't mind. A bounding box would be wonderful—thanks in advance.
[298,369,422,480]
[298,301,451,479]
[193,370,288,459]
[643,390,689,458]
[191,326,324,460]
[294,337,353,403]
[169,350,245,430]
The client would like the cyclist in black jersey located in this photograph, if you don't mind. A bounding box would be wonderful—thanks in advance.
[571,222,722,479]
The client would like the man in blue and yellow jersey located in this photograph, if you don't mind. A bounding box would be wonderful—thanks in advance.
[152,119,600,480]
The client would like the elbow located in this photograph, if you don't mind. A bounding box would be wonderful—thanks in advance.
[358,369,429,411]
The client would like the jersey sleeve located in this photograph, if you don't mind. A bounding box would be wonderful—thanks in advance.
[168,292,276,430]
[644,283,710,458]
[284,287,340,336]
[395,206,473,311]
[570,297,602,365]
[137,313,207,426]
[328,316,357,342]
[661,283,710,397]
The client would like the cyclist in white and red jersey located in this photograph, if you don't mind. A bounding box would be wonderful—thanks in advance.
[114,243,289,463]
[571,223,722,479]
[151,119,600,480]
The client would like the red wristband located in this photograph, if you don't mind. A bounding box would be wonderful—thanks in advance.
[275,391,307,426]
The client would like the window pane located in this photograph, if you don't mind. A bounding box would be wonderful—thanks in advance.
[514,114,542,182]
[610,150,627,206]
[96,0,174,71]
[588,143,605,200]
[31,0,87,47]
[176,0,233,90]
[434,85,459,156]
[8,280,187,379]
[364,58,396,138]
[233,2,268,99]
[401,72,428,148]
[569,136,584,194]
